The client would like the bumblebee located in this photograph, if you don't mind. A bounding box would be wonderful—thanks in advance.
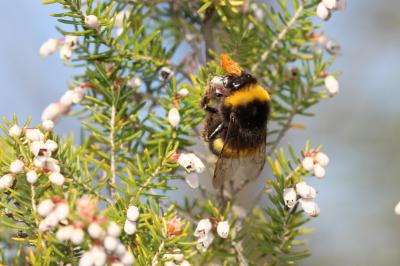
[202,54,271,188]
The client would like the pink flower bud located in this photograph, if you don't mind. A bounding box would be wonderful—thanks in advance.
[107,221,121,237]
[313,164,326,178]
[126,206,140,222]
[124,220,137,235]
[104,235,118,251]
[301,157,314,171]
[71,228,85,245]
[54,202,69,220]
[88,222,104,239]
[38,199,55,217]
[0,174,14,190]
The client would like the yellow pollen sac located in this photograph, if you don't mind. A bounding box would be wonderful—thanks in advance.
[213,138,258,158]
[224,84,270,107]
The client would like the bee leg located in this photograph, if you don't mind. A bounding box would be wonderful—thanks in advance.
[209,123,223,140]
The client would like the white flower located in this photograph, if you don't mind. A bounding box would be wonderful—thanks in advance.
[196,233,214,252]
[121,251,135,265]
[88,222,104,239]
[84,15,99,29]
[168,108,180,127]
[283,188,297,208]
[115,243,127,256]
[159,66,174,81]
[115,10,129,28]
[56,225,74,242]
[216,221,229,238]
[164,262,177,266]
[0,174,14,190]
[39,38,59,56]
[10,160,24,174]
[49,172,65,186]
[39,219,51,232]
[313,164,326,178]
[185,172,199,189]
[79,251,94,266]
[91,246,107,266]
[45,212,60,227]
[30,141,46,157]
[26,170,39,184]
[177,88,189,98]
[45,140,58,152]
[42,120,55,131]
[38,199,55,217]
[325,40,341,55]
[316,2,330,20]
[177,153,205,173]
[65,35,79,49]
[42,102,66,122]
[25,128,44,142]
[322,0,337,9]
[71,228,85,245]
[324,75,339,94]
[60,45,73,61]
[315,152,330,167]
[126,206,139,222]
[72,87,85,104]
[104,236,118,251]
[301,157,314,171]
[9,125,22,137]
[107,221,121,237]
[127,77,142,88]
[60,90,75,107]
[124,220,137,235]
[395,201,400,215]
[295,182,317,199]
[54,203,69,220]
[194,219,212,238]
[299,198,320,217]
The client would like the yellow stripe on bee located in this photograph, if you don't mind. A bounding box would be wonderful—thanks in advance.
[213,138,258,158]
[224,84,270,107]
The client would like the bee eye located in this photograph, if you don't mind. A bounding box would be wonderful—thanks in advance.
[232,81,240,88]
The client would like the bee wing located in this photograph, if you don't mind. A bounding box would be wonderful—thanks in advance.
[212,117,266,188]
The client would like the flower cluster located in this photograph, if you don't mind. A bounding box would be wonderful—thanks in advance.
[174,152,206,188]
[284,182,320,217]
[38,197,70,232]
[40,195,134,266]
[316,0,346,20]
[39,35,79,61]
[42,84,88,124]
[301,150,330,178]
[194,219,230,252]
[124,205,139,235]
[5,125,65,187]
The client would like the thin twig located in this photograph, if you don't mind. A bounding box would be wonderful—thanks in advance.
[151,240,165,266]
[110,89,117,199]
[231,240,249,266]
[251,3,304,73]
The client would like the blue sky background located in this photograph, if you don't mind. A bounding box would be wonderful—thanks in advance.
[1,1,400,265]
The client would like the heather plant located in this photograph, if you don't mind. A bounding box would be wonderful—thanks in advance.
[0,0,343,265]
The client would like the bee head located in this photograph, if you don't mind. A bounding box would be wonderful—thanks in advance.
[226,73,257,91]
